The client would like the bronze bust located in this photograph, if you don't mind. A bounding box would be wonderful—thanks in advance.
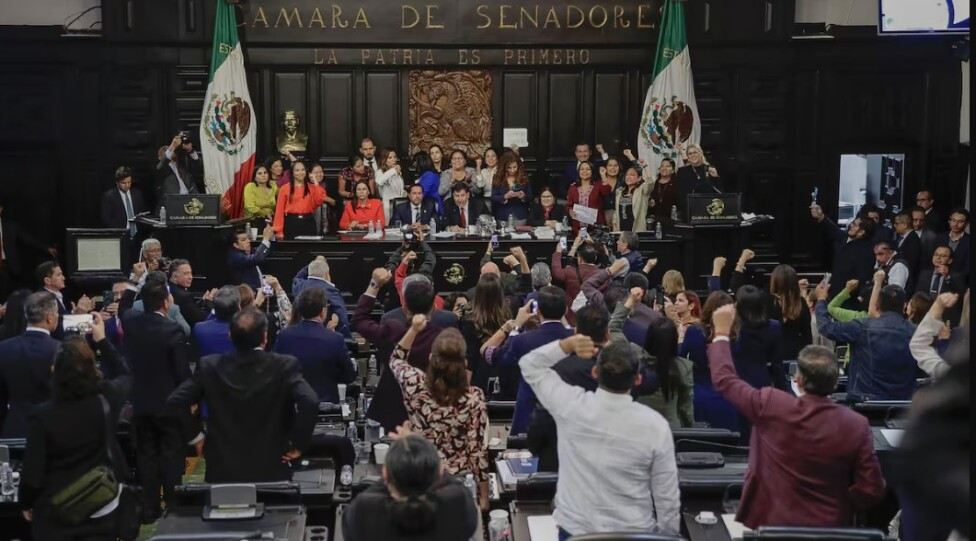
[276,110,308,153]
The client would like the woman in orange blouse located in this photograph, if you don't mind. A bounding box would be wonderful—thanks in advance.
[339,180,386,230]
[272,161,327,239]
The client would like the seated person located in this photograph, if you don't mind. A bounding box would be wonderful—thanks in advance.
[391,184,438,228]
[527,187,566,227]
[274,288,356,403]
[340,180,386,230]
[443,183,489,232]
[707,304,885,528]
[166,309,318,483]
[342,432,478,541]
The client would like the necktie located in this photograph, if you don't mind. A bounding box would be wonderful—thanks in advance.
[123,192,136,237]
[930,274,942,295]
[460,207,466,228]
[413,206,420,223]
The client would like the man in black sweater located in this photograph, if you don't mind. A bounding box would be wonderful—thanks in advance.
[810,205,876,310]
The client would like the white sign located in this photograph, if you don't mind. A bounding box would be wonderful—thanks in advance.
[503,128,528,148]
[573,204,598,225]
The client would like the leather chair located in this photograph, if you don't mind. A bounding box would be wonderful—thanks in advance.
[389,197,408,224]
[567,533,686,541]
[487,400,515,422]
[742,526,888,540]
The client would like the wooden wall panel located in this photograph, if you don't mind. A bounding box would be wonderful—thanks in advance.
[547,73,583,161]
[318,71,354,158]
[365,72,400,152]
[500,72,537,158]
[593,72,628,151]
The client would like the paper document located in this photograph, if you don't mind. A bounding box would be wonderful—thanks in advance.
[722,514,752,539]
[503,128,529,148]
[572,204,598,225]
[534,227,556,239]
[294,235,325,240]
[526,515,559,541]
[509,232,532,240]
[364,232,384,240]
[881,428,904,447]
[432,231,456,239]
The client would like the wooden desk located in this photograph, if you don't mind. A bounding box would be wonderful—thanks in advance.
[150,505,307,541]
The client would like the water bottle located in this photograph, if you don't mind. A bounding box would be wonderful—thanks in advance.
[429,217,437,234]
[0,462,13,497]
[159,206,167,225]
[670,205,678,221]
[368,220,375,234]
[562,215,570,230]
[655,221,663,240]
[357,393,367,421]
[339,464,353,487]
[507,213,515,233]
[368,354,378,377]
[463,473,477,503]
[346,421,358,442]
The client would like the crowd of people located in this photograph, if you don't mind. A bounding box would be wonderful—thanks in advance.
[0,136,969,541]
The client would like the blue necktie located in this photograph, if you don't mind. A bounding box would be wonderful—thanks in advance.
[123,192,136,237]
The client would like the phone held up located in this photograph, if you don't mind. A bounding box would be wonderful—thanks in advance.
[491,234,499,250]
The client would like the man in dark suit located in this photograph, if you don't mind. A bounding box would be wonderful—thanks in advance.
[291,257,351,338]
[381,273,458,329]
[706,304,885,528]
[494,286,573,434]
[0,203,57,300]
[859,203,894,244]
[101,278,130,350]
[892,211,921,281]
[916,189,945,233]
[559,143,607,199]
[443,182,489,231]
[0,291,61,437]
[227,225,274,290]
[916,246,966,325]
[193,286,240,358]
[36,261,94,339]
[167,308,318,483]
[100,165,147,237]
[550,239,604,325]
[937,208,970,284]
[123,280,193,521]
[352,268,443,431]
[810,206,876,310]
[156,136,201,210]
[273,287,356,403]
[168,259,216,327]
[390,184,438,228]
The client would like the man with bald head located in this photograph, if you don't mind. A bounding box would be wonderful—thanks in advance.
[291,256,350,337]
[469,245,530,305]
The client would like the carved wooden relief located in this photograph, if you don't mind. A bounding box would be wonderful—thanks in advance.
[408,70,492,159]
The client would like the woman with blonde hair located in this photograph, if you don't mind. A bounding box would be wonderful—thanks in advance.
[390,317,489,511]
[675,144,723,219]
[661,270,686,298]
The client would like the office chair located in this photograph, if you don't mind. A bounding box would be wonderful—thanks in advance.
[567,533,686,541]
[515,472,558,501]
[742,526,889,540]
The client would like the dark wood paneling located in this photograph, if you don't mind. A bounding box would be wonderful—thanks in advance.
[500,72,537,158]
[593,71,628,151]
[273,71,308,133]
[547,73,583,160]
[318,71,355,157]
[365,72,401,151]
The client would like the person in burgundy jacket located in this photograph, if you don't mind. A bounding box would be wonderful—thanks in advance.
[550,238,604,326]
[706,303,885,529]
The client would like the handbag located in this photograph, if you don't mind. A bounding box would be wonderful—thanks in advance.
[48,395,120,525]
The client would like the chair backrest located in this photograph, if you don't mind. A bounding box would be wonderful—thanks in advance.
[744,526,888,540]
[390,197,408,220]
[515,472,558,501]
[568,533,686,541]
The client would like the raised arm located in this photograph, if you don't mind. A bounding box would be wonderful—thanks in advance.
[519,336,591,417]
[707,305,767,423]
[390,315,431,397]
[708,257,726,293]
[910,293,957,378]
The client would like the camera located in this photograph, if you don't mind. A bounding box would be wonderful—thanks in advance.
[180,131,191,144]
[402,230,422,253]
[586,226,615,252]
[157,257,173,271]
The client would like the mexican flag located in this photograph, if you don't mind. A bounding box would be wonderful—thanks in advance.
[637,0,701,175]
[200,0,255,219]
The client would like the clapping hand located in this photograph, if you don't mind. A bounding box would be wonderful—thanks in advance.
[72,295,95,314]
[202,288,218,302]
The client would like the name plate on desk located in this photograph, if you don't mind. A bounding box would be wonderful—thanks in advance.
[165,195,221,225]
[687,194,742,225]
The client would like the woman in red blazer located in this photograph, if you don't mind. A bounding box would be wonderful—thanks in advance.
[340,180,385,230]
[565,161,609,233]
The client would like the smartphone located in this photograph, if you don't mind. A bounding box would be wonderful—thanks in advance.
[821,272,832,286]
[559,237,568,251]
[529,300,539,313]
[103,289,115,304]
[491,234,499,250]
[580,227,588,241]
[656,288,665,308]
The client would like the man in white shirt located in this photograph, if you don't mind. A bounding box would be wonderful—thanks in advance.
[519,335,680,538]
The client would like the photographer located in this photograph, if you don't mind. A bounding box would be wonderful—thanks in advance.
[156,133,201,208]
[385,228,436,279]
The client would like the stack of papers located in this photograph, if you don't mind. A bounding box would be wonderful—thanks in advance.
[509,232,533,240]
[534,227,556,240]
[432,231,456,239]
[364,232,384,240]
